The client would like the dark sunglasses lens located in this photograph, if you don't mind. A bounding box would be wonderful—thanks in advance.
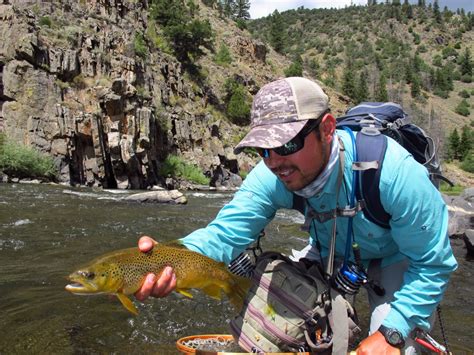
[273,136,304,156]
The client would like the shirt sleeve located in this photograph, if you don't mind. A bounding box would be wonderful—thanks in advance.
[180,161,293,264]
[379,145,458,337]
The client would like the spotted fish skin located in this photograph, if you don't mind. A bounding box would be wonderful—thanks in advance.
[65,242,250,315]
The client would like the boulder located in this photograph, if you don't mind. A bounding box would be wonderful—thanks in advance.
[122,189,187,204]
[444,192,474,237]
[463,229,474,257]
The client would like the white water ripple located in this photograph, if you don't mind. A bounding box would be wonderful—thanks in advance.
[13,219,33,226]
[0,239,25,250]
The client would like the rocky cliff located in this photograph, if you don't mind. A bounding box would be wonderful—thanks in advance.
[0,0,320,189]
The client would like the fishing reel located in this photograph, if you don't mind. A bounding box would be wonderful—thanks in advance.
[227,231,265,278]
[332,261,386,296]
[332,262,368,295]
[227,252,256,278]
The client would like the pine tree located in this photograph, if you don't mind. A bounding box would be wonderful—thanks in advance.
[448,128,460,160]
[307,57,321,78]
[150,0,214,63]
[342,60,357,100]
[234,0,250,20]
[219,0,235,18]
[405,60,413,84]
[375,73,388,102]
[459,125,473,160]
[459,48,473,77]
[433,0,442,23]
[269,10,285,53]
[355,70,369,103]
[411,75,421,98]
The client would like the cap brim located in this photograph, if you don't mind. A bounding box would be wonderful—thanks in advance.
[234,120,308,154]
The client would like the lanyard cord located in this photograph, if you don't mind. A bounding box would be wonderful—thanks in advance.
[342,127,358,268]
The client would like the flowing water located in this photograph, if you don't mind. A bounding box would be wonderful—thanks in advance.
[0,183,472,354]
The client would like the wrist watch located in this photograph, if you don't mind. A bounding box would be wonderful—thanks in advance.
[378,325,405,348]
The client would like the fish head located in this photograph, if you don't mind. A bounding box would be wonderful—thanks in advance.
[65,262,123,295]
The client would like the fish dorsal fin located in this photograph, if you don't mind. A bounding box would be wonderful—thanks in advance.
[116,293,138,315]
[164,240,186,249]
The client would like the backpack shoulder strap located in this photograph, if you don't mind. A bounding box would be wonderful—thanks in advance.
[355,130,391,229]
[292,194,306,215]
[292,131,392,229]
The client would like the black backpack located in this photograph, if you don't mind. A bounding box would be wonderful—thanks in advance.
[293,102,451,229]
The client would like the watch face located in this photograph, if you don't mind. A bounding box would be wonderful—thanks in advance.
[388,330,402,345]
[379,325,404,348]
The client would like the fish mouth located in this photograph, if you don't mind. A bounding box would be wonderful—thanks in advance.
[65,275,99,294]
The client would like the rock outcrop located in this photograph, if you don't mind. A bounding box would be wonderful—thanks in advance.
[0,1,273,190]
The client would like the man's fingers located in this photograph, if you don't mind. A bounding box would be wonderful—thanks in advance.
[154,267,177,297]
[135,273,156,301]
[138,236,157,252]
[150,267,176,297]
[134,267,176,301]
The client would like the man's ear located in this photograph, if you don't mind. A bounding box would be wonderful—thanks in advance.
[319,113,336,143]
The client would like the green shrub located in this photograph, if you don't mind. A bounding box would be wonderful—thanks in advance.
[39,16,52,27]
[160,154,210,185]
[227,85,251,125]
[461,74,472,83]
[284,61,303,77]
[0,134,57,180]
[455,99,471,116]
[133,32,148,58]
[72,74,87,89]
[214,44,232,66]
[460,150,474,173]
[235,18,247,30]
[439,182,465,196]
[433,88,449,99]
[459,89,470,98]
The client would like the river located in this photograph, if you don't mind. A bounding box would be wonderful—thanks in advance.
[0,183,472,354]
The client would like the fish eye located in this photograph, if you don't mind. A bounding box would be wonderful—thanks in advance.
[80,271,95,279]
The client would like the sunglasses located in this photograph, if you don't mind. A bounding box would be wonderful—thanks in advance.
[256,118,322,158]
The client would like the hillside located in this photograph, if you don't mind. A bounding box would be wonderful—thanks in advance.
[0,0,472,189]
[248,3,474,155]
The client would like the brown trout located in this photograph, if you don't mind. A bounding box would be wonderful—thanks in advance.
[65,242,250,315]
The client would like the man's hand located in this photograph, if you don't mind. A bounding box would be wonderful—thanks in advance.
[134,236,177,301]
[356,331,401,355]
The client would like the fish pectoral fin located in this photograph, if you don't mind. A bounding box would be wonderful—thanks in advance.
[201,285,223,301]
[116,293,138,315]
[176,289,193,298]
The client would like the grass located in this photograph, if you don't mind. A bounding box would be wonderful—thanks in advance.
[0,134,57,180]
[439,182,465,196]
[160,154,210,185]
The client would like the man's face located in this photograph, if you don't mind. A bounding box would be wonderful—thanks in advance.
[262,115,335,191]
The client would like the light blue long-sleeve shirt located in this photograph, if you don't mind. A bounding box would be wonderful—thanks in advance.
[181,129,457,338]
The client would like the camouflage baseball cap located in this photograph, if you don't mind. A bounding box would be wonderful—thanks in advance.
[234,77,329,154]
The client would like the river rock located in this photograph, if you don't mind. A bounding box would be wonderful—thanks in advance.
[443,193,474,237]
[463,229,474,257]
[121,189,187,204]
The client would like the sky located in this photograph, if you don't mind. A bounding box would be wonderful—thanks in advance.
[249,0,474,19]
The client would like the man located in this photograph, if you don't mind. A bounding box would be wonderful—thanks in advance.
[135,77,457,354]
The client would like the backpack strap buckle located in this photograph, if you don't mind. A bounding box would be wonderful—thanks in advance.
[302,201,366,226]
[352,161,379,171]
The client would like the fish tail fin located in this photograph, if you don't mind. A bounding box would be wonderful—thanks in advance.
[226,275,252,310]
